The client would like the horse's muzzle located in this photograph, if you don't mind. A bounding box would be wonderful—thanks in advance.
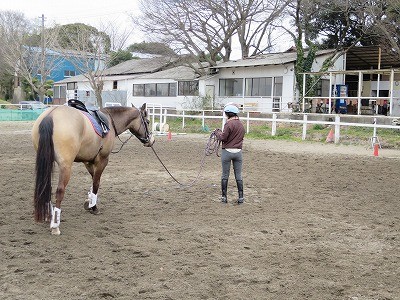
[140,135,155,147]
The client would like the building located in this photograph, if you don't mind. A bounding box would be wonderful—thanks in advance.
[13,47,106,103]
[53,56,201,108]
[53,46,400,116]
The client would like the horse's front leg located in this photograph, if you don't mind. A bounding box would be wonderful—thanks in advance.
[84,158,109,215]
[51,164,72,235]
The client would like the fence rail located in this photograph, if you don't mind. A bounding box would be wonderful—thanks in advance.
[147,107,400,144]
[2,103,399,144]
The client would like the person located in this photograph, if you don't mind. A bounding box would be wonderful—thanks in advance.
[214,104,245,204]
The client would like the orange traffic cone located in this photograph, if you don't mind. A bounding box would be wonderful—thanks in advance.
[167,130,172,141]
[373,143,379,157]
[326,128,334,143]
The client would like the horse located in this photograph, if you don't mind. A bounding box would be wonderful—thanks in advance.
[31,103,155,235]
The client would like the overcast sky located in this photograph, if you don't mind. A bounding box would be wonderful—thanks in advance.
[1,0,142,44]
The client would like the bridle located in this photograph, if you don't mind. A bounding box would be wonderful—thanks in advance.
[136,109,153,144]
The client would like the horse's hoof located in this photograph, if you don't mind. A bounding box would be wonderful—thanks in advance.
[51,227,61,235]
[90,207,100,215]
[84,201,90,211]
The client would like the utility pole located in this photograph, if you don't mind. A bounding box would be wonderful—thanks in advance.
[39,14,46,101]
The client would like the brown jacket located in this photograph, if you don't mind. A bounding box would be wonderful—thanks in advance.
[217,118,245,149]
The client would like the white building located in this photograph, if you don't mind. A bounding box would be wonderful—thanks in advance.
[200,49,345,112]
[53,46,400,115]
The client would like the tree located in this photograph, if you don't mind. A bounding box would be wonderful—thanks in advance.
[55,22,130,107]
[0,11,59,102]
[127,41,176,56]
[108,50,133,67]
[55,24,110,107]
[283,0,384,102]
[56,23,111,53]
[134,0,287,74]
[234,0,290,58]
[0,68,13,100]
[368,0,400,59]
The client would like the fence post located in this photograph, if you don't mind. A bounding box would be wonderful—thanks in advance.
[334,115,340,143]
[302,114,307,140]
[151,106,155,125]
[182,110,185,129]
[164,109,167,124]
[271,113,277,136]
[202,110,205,128]
[246,111,250,134]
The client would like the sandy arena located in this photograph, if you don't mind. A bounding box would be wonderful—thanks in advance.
[0,121,399,300]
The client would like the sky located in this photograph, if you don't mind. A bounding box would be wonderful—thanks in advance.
[0,0,290,57]
[0,0,143,44]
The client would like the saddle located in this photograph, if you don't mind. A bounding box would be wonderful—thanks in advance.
[67,99,110,137]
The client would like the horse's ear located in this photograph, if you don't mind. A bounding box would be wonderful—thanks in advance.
[141,103,147,111]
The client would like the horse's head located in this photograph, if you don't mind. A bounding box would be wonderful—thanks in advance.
[129,103,155,147]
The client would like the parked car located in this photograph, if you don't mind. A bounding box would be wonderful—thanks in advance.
[18,101,47,110]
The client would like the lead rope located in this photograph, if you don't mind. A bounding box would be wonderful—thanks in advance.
[151,130,221,188]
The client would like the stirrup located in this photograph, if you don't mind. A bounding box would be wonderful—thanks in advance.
[221,196,227,203]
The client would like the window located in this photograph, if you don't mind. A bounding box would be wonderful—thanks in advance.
[157,83,169,96]
[133,84,145,96]
[178,81,199,96]
[54,86,66,98]
[54,86,60,98]
[144,84,156,96]
[219,79,243,96]
[245,77,272,96]
[67,82,77,90]
[274,76,283,96]
[113,81,118,90]
[133,83,177,97]
[64,70,76,77]
[60,86,66,98]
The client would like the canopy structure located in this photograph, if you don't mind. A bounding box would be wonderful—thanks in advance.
[300,46,400,116]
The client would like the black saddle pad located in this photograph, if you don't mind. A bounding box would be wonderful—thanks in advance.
[67,99,110,137]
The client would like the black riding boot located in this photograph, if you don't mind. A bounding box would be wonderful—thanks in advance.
[221,179,228,203]
[236,180,244,204]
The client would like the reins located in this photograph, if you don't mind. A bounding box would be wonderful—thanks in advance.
[150,130,221,188]
[111,134,134,154]
[108,106,221,187]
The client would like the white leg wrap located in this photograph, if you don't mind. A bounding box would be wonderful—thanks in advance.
[50,207,61,229]
[88,191,97,208]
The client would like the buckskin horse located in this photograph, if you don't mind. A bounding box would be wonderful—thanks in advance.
[32,103,154,235]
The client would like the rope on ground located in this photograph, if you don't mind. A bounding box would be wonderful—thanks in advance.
[151,130,221,188]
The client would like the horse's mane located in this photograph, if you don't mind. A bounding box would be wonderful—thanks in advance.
[101,106,137,114]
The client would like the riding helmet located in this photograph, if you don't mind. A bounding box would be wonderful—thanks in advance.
[224,104,239,114]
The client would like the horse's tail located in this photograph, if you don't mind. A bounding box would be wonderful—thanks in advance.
[34,115,55,223]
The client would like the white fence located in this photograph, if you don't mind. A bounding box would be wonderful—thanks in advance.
[147,105,400,144]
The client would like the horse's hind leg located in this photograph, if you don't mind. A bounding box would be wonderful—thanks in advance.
[51,163,72,235]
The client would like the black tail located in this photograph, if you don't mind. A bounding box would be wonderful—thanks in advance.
[34,115,55,222]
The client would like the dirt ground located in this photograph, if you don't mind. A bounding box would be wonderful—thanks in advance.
[0,121,399,300]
